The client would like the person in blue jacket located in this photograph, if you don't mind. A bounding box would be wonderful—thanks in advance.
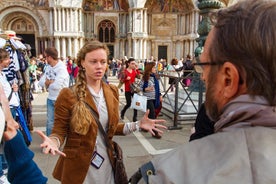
[0,83,47,184]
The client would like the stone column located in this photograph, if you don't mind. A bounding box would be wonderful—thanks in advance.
[73,38,78,57]
[74,9,78,32]
[173,41,176,57]
[62,8,65,31]
[121,39,126,57]
[80,37,84,49]
[49,9,53,34]
[61,37,66,58]
[127,37,131,57]
[70,9,73,32]
[54,8,57,31]
[67,38,72,57]
[143,9,147,33]
[55,37,60,56]
[143,39,147,59]
[66,9,69,31]
[139,39,143,59]
[191,11,195,33]
[58,8,61,31]
[79,9,82,33]
[132,39,136,58]
[44,39,47,50]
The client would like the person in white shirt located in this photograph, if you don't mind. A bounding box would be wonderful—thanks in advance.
[38,47,69,135]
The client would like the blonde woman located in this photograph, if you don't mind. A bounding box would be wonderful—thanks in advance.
[37,41,166,184]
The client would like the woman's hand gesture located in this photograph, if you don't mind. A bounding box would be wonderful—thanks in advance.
[139,110,167,136]
[35,130,66,157]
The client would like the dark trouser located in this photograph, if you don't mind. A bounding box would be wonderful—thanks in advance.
[147,99,160,137]
[121,91,137,121]
[147,99,156,119]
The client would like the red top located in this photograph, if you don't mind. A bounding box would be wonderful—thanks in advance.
[123,69,137,92]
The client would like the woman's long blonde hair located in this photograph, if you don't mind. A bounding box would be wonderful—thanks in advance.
[70,40,109,135]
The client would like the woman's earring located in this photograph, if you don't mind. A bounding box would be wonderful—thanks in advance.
[82,67,85,71]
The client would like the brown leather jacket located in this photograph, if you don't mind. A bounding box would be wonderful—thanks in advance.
[50,83,124,183]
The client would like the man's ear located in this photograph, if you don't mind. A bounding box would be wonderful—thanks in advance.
[220,62,240,99]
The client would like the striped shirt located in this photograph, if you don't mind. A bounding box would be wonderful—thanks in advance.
[140,76,159,100]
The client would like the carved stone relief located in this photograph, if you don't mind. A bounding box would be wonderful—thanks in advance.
[151,14,177,36]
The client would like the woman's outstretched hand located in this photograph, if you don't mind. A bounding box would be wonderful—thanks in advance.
[35,130,66,157]
[139,110,167,136]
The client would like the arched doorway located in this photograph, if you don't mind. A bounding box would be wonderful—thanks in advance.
[98,19,115,58]
[2,12,38,57]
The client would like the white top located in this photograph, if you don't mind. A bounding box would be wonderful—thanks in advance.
[38,61,69,100]
[0,72,20,107]
[83,86,115,184]
[83,85,139,183]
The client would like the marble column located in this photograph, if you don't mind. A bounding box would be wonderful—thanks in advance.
[58,8,61,31]
[55,37,60,56]
[67,38,72,57]
[189,40,193,56]
[49,9,53,34]
[74,9,78,32]
[139,39,143,59]
[191,11,195,33]
[73,38,78,57]
[62,8,65,31]
[143,39,147,59]
[70,9,73,32]
[80,37,84,49]
[61,37,66,58]
[54,8,57,32]
[79,9,82,33]
[127,37,131,57]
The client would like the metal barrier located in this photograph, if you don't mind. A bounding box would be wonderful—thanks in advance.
[159,70,205,130]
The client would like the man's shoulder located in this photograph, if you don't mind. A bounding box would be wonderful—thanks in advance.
[55,62,69,75]
[149,127,276,183]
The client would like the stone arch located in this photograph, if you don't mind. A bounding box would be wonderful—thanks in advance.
[2,12,39,34]
[0,6,48,36]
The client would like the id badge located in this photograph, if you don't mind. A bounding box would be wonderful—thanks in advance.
[91,151,104,169]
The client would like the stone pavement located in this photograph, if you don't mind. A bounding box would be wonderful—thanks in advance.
[30,76,195,183]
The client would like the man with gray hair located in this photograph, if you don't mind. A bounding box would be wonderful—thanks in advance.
[130,0,276,183]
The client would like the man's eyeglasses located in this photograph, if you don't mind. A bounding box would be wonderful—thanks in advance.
[193,62,219,73]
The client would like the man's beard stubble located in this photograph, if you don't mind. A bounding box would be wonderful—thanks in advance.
[205,72,221,122]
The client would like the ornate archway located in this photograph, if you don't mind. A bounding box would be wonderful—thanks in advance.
[98,19,116,57]
[2,12,38,56]
[0,3,48,56]
[98,20,116,43]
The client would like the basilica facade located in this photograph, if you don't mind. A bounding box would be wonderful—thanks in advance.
[0,0,236,61]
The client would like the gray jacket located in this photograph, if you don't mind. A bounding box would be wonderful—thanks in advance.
[146,127,276,184]
[140,95,276,184]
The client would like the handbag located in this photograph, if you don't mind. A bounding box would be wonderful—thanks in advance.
[84,103,128,184]
[131,93,147,112]
[130,81,141,93]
